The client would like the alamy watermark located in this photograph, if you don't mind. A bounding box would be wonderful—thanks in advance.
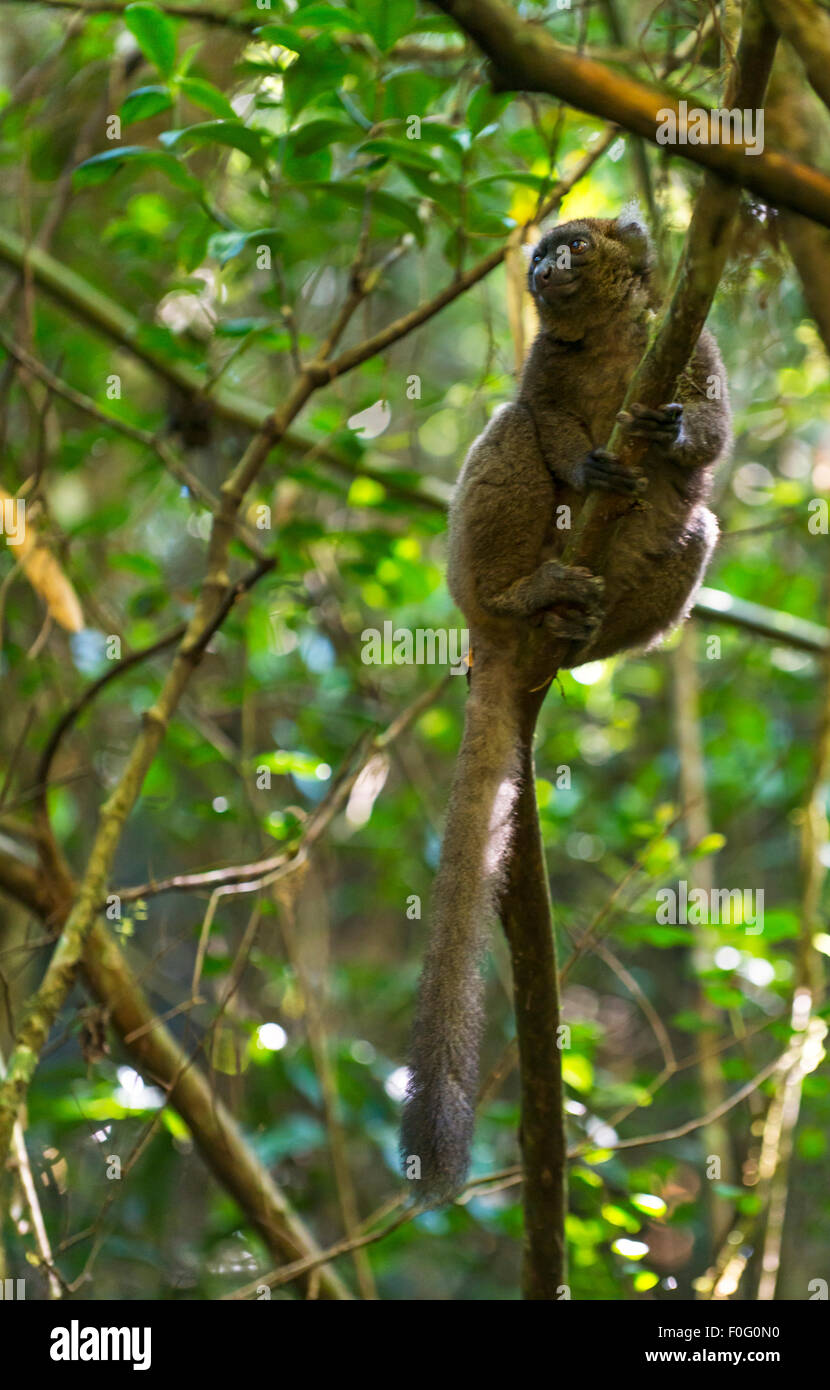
[656,879,764,934]
[0,497,25,545]
[656,101,764,156]
[361,622,470,674]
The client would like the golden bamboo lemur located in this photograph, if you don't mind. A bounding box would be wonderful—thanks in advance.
[400,210,732,1204]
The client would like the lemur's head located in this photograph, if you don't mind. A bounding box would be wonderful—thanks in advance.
[527,209,655,337]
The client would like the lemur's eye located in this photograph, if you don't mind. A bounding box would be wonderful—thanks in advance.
[532,250,542,264]
[569,237,589,253]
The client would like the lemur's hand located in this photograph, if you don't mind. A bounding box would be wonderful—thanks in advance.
[616,402,685,453]
[577,447,647,495]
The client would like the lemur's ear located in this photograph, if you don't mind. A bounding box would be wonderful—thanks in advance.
[613,203,653,273]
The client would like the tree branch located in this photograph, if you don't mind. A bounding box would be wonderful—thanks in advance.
[430,0,830,227]
[763,0,830,117]
[694,585,830,653]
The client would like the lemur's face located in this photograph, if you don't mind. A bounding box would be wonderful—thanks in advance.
[527,222,595,305]
[526,215,653,332]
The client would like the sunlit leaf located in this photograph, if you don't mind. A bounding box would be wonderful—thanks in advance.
[124,2,177,77]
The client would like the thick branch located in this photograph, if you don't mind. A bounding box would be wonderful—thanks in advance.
[430,0,830,227]
[767,46,830,358]
[695,585,830,654]
[497,686,565,1300]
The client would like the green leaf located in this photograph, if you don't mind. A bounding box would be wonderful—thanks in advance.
[304,181,424,241]
[176,76,235,119]
[124,3,177,77]
[290,4,365,32]
[621,923,694,948]
[109,553,163,581]
[254,23,309,52]
[177,211,211,271]
[467,87,511,136]
[470,171,552,190]
[796,1127,827,1161]
[703,984,746,1009]
[347,477,387,508]
[121,85,173,126]
[289,117,356,158]
[260,749,327,778]
[161,120,266,164]
[207,231,251,265]
[357,136,445,172]
[357,0,417,51]
[562,1054,593,1093]
[73,145,197,191]
[693,832,727,856]
[282,35,349,115]
[398,166,461,217]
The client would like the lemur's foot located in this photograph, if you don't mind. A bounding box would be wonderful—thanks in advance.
[542,607,602,643]
[537,567,604,642]
[617,401,684,447]
[581,447,647,494]
[539,562,605,610]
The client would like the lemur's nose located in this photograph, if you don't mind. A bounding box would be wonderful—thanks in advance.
[537,261,552,283]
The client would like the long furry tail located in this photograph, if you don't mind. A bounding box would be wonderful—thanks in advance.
[400,656,521,1204]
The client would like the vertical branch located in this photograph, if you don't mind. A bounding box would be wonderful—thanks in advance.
[672,625,734,1248]
[0,1048,62,1298]
[497,683,565,1299]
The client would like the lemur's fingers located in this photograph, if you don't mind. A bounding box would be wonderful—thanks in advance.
[583,447,647,494]
[617,402,683,438]
[630,402,682,422]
